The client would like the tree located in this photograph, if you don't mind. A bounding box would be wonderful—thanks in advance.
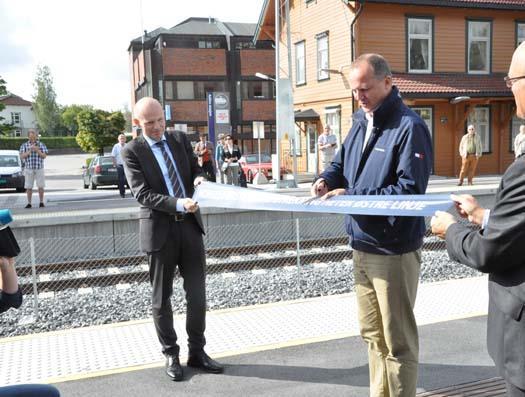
[121,106,132,132]
[32,65,60,135]
[60,104,93,135]
[0,77,14,136]
[76,109,125,155]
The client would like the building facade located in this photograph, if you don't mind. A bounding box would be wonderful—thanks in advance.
[0,94,37,137]
[255,0,525,176]
[128,17,276,155]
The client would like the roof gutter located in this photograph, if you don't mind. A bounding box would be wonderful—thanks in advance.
[253,0,271,44]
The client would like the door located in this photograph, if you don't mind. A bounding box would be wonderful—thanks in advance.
[307,123,318,174]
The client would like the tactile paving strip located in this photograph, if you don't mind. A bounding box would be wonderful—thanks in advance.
[0,276,488,385]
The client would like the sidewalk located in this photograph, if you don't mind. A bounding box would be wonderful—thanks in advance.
[0,276,492,396]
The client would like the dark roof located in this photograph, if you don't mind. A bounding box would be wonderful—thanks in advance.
[295,108,320,121]
[393,73,512,98]
[365,0,525,10]
[0,94,32,106]
[129,17,256,48]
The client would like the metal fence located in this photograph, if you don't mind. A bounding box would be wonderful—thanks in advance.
[2,214,470,337]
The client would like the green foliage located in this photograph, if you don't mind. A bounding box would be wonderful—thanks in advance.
[76,109,125,154]
[0,136,79,150]
[60,104,93,135]
[122,106,132,132]
[0,76,14,136]
[32,65,60,135]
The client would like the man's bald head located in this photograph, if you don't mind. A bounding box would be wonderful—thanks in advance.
[509,42,525,119]
[133,97,166,141]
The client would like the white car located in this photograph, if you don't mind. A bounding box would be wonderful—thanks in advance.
[0,150,25,192]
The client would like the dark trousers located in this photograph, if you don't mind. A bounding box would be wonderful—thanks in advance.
[116,165,127,196]
[202,161,216,182]
[148,217,206,356]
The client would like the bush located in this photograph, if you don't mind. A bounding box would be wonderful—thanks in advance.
[0,136,80,150]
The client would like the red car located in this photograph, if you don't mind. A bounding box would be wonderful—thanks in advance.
[239,153,284,183]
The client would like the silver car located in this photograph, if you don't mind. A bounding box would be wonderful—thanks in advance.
[0,150,25,192]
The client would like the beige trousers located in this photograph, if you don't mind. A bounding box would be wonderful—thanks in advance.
[353,249,421,397]
[458,154,479,185]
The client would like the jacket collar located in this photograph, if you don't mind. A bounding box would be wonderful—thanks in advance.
[354,86,403,129]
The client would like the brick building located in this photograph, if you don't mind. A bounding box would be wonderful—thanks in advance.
[255,0,525,176]
[128,17,276,154]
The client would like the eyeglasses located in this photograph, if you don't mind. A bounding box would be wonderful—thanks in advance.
[504,75,525,88]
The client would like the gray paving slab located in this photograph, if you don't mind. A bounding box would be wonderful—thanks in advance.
[53,316,495,397]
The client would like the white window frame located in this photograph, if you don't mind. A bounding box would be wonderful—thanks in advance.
[408,18,432,73]
[518,22,525,46]
[411,107,433,140]
[317,34,329,81]
[468,21,491,74]
[511,115,523,152]
[468,106,491,153]
[11,112,21,125]
[295,41,306,85]
[325,107,341,147]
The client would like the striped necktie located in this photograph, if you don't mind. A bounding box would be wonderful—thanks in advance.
[156,140,184,198]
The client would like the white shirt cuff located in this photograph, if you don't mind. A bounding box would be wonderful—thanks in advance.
[481,209,490,229]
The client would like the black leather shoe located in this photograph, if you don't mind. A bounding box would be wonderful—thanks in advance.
[165,355,183,381]
[187,351,223,374]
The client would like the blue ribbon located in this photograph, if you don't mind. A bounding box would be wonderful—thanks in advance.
[193,182,452,217]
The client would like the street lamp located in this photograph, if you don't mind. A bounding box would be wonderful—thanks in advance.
[255,72,274,81]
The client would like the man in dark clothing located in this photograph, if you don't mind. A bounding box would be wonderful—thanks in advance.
[311,54,432,397]
[431,42,525,397]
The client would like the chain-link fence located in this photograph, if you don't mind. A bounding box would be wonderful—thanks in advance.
[2,214,476,337]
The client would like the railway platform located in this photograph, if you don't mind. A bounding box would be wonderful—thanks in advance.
[1,275,500,396]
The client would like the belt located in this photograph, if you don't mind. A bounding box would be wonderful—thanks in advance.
[171,213,187,222]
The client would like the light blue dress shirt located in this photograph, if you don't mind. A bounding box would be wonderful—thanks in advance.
[143,133,187,212]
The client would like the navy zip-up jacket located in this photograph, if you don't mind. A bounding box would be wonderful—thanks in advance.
[320,86,433,255]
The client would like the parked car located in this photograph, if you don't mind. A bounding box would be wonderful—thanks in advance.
[82,155,118,190]
[239,153,285,183]
[0,150,25,192]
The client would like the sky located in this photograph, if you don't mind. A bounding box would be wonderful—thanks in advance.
[0,0,264,111]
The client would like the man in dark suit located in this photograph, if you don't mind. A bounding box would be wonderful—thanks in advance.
[122,97,223,382]
[431,42,525,396]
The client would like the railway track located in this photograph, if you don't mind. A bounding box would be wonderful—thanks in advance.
[17,236,447,295]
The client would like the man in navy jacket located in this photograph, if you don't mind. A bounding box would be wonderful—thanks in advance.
[311,54,432,397]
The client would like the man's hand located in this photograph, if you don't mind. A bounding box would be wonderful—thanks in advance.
[311,179,329,197]
[181,198,199,213]
[321,188,346,200]
[451,194,485,226]
[431,211,457,239]
[30,145,38,152]
[194,176,205,186]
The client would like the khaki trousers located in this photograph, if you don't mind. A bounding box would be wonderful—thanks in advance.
[353,249,421,397]
[458,154,478,185]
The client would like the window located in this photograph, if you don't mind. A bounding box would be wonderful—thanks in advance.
[468,21,491,74]
[295,41,306,85]
[412,107,433,140]
[167,81,226,100]
[198,40,221,49]
[235,41,255,50]
[408,18,432,73]
[241,81,275,99]
[517,22,525,46]
[468,106,491,153]
[290,124,302,156]
[176,81,194,99]
[316,33,329,81]
[325,107,341,147]
[511,115,523,152]
[11,112,21,125]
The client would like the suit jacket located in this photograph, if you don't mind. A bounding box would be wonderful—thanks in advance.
[122,131,206,253]
[445,156,525,389]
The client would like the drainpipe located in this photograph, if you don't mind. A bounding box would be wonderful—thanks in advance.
[349,0,364,115]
